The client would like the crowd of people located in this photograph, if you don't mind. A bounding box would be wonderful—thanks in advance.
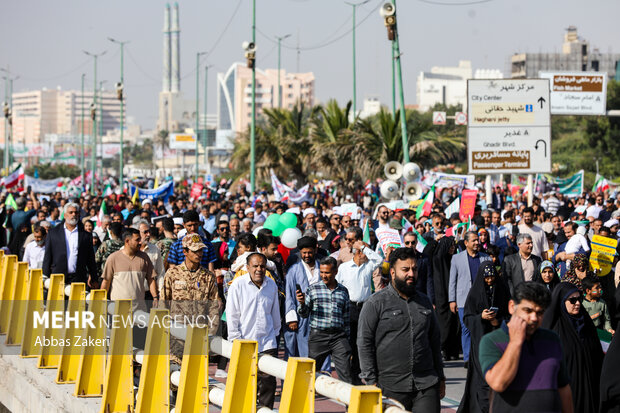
[1,182,619,412]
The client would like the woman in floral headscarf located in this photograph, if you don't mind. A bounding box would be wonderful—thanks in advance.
[563,253,594,292]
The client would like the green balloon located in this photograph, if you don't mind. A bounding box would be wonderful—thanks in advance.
[263,214,281,231]
[278,212,298,229]
[272,221,285,237]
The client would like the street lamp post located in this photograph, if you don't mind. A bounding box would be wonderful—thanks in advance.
[204,64,212,167]
[380,2,409,163]
[0,68,17,174]
[248,0,257,194]
[275,34,291,109]
[81,73,85,187]
[108,38,129,190]
[195,51,207,182]
[98,80,106,186]
[83,50,106,195]
[345,0,369,118]
[2,77,9,174]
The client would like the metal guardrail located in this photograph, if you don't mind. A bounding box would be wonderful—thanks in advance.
[2,254,410,413]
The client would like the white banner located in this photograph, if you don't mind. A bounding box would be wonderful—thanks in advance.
[98,144,121,159]
[24,176,63,193]
[12,143,53,158]
[169,133,197,150]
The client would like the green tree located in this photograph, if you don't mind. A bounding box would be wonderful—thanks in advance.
[231,102,318,182]
[310,100,357,185]
[25,163,80,179]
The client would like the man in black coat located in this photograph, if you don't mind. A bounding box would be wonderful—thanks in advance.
[501,233,542,295]
[42,202,98,287]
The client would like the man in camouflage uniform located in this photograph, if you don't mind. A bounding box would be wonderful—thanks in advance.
[162,233,220,364]
[95,222,124,280]
[156,217,177,271]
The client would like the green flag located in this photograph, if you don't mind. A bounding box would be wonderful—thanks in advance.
[5,193,17,210]
[363,218,371,244]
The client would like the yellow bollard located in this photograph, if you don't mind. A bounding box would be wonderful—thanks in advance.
[221,340,258,413]
[135,309,170,413]
[74,289,108,397]
[0,255,18,333]
[56,283,86,383]
[100,299,134,413]
[6,262,29,345]
[21,269,44,357]
[38,273,65,368]
[175,325,209,413]
[347,386,383,413]
[278,357,316,413]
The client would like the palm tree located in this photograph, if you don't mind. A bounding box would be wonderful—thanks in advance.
[230,102,318,183]
[353,108,466,179]
[154,130,169,173]
[310,100,358,186]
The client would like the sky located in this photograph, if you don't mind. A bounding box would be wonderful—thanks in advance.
[1,0,619,130]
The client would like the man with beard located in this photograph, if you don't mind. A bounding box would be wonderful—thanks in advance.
[43,202,98,287]
[518,207,548,260]
[284,236,321,358]
[480,282,573,413]
[358,247,445,412]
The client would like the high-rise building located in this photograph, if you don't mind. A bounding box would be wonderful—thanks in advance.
[0,88,122,145]
[217,62,315,134]
[511,26,620,78]
[416,61,503,112]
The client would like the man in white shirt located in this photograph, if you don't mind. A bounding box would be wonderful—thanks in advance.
[226,252,280,409]
[336,239,382,384]
[586,195,604,220]
[23,225,47,269]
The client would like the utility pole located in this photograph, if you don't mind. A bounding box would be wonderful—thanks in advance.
[250,0,257,193]
[379,1,409,163]
[108,37,129,189]
[195,51,207,182]
[345,1,369,119]
[99,80,106,185]
[0,67,17,174]
[83,50,106,195]
[80,73,85,187]
[204,64,212,166]
[275,34,291,109]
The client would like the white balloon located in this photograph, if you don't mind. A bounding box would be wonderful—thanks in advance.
[280,227,302,249]
[252,226,263,237]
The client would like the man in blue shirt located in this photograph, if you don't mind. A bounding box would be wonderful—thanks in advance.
[297,256,352,383]
[167,210,217,272]
[448,231,491,364]
[11,193,39,232]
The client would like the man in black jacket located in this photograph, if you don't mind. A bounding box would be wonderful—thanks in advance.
[42,202,98,287]
[501,233,542,295]
[357,247,445,412]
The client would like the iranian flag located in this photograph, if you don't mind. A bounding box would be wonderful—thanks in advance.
[592,174,609,193]
[412,228,427,254]
[1,164,24,189]
[416,186,434,220]
[362,218,371,244]
[446,222,467,238]
[97,201,107,227]
[103,184,113,197]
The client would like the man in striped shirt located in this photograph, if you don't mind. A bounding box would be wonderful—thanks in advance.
[167,210,217,272]
[297,256,353,383]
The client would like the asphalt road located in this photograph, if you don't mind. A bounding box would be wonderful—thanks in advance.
[206,358,467,412]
